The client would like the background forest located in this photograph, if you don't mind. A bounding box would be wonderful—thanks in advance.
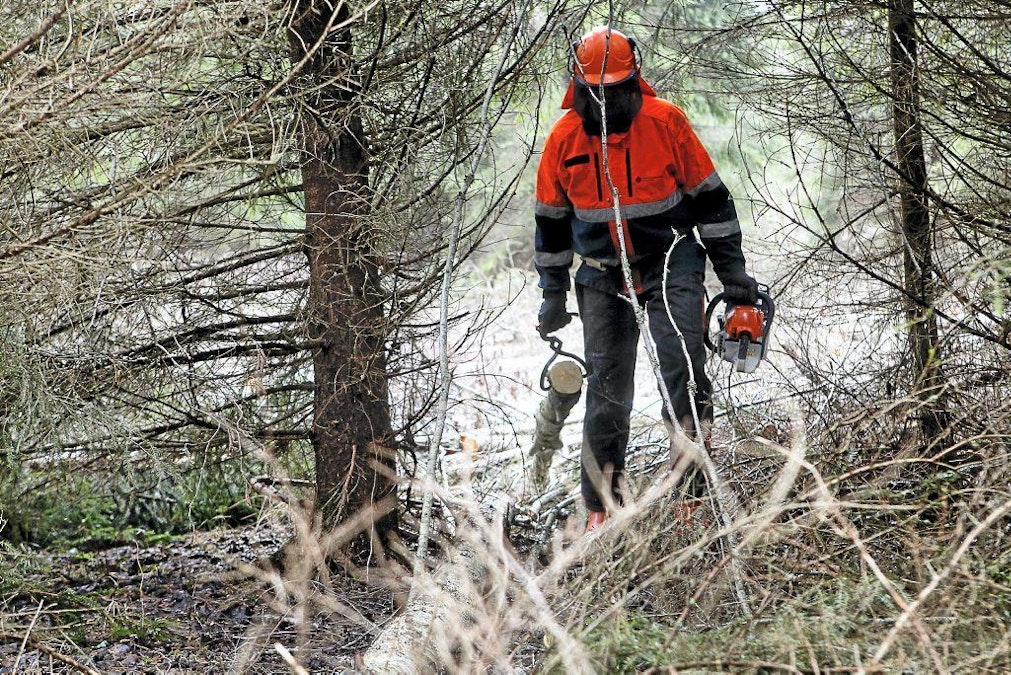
[1,0,1009,672]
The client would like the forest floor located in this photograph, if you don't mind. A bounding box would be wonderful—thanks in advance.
[1,523,394,673]
[0,273,541,674]
[0,269,796,673]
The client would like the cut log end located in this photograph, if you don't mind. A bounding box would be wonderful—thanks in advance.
[547,360,583,395]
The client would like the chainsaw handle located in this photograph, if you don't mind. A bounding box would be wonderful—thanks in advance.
[703,293,724,353]
[755,288,775,331]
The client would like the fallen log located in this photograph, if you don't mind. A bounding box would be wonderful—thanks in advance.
[360,543,477,674]
[363,361,584,673]
[528,360,583,491]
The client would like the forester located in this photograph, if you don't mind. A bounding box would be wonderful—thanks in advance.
[532,26,760,528]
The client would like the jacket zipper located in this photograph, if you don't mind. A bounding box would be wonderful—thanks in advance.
[593,152,603,201]
[626,148,633,197]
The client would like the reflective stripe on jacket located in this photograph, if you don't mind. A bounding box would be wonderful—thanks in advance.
[534,95,746,292]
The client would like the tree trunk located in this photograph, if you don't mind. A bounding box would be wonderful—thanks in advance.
[889,0,948,442]
[288,1,396,557]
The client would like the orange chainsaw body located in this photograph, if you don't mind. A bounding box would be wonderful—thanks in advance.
[724,304,766,342]
[704,288,775,374]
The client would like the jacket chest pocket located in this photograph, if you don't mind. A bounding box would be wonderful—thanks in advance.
[562,152,606,206]
[632,165,680,203]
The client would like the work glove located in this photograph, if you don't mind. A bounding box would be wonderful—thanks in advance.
[537,291,571,336]
[722,270,759,305]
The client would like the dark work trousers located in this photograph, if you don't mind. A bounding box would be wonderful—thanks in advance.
[575,268,713,513]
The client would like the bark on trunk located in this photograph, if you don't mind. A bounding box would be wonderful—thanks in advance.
[288,1,396,556]
[889,0,948,442]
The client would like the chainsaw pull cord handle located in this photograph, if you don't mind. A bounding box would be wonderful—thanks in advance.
[737,334,752,363]
[538,332,589,391]
[704,287,776,354]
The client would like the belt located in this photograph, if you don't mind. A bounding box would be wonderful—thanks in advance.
[581,255,650,271]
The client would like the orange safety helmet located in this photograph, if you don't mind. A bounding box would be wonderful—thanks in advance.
[572,26,638,86]
[561,26,656,109]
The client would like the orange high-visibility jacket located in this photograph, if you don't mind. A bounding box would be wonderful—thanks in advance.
[534,93,746,292]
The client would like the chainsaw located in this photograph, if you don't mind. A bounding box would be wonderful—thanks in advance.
[704,286,776,373]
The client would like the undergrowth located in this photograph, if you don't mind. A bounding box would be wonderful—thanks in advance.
[0,444,312,550]
[401,387,1011,674]
[2,389,1009,672]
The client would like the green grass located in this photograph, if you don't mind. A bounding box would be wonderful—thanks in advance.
[0,451,283,550]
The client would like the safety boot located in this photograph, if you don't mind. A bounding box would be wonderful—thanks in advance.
[585,510,608,533]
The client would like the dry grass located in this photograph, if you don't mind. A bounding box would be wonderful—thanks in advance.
[1,401,1008,672]
[223,398,1011,673]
